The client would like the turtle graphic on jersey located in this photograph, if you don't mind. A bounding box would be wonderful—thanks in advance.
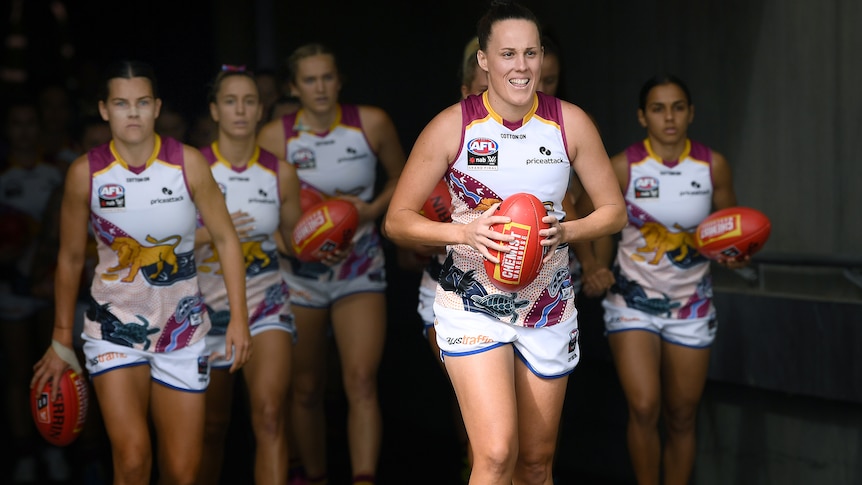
[610,266,680,317]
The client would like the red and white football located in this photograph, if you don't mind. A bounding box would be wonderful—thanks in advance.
[31,368,88,447]
[299,187,326,213]
[291,198,359,262]
[483,192,549,292]
[420,178,452,223]
[695,206,771,260]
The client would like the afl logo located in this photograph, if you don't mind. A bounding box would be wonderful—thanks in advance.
[98,183,126,209]
[99,184,124,199]
[468,138,499,156]
[291,148,316,169]
[634,176,659,199]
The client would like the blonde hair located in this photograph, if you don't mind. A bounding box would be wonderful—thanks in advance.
[459,36,481,87]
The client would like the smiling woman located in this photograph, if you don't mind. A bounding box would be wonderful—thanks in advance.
[382,1,626,483]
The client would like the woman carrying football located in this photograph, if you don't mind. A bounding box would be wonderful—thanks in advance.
[257,42,406,485]
[31,59,251,485]
[601,74,749,485]
[383,2,625,483]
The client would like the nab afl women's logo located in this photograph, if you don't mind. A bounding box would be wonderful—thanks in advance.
[634,176,659,199]
[291,148,316,170]
[98,184,126,209]
[467,137,499,170]
[468,138,498,156]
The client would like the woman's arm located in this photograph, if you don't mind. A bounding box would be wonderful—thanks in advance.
[383,103,513,263]
[560,103,627,244]
[185,145,251,372]
[277,159,303,256]
[31,156,91,400]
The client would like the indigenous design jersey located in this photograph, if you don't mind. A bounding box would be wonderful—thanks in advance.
[85,136,210,352]
[436,92,575,328]
[196,143,288,334]
[605,138,714,319]
[280,104,385,282]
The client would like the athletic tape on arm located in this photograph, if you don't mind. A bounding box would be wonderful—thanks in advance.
[52,339,83,374]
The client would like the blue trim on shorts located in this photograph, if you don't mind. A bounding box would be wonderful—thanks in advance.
[514,347,574,379]
[87,360,149,378]
[420,319,434,340]
[152,377,207,393]
[604,327,660,338]
[605,327,713,349]
[290,288,387,309]
[440,341,508,358]
[661,335,713,349]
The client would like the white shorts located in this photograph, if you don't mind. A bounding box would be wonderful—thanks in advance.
[73,300,88,349]
[417,281,436,331]
[283,270,387,308]
[433,303,580,378]
[602,300,717,348]
[205,314,296,369]
[417,254,445,337]
[82,334,210,391]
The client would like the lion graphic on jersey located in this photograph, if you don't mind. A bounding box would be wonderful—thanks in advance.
[475,197,502,212]
[200,235,271,274]
[105,234,182,282]
[633,222,695,265]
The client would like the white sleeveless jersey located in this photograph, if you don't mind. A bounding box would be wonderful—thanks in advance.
[435,92,576,328]
[196,143,288,333]
[85,136,210,352]
[604,139,715,319]
[279,104,385,282]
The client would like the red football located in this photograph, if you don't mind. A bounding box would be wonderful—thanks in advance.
[483,192,549,292]
[695,206,771,260]
[31,368,89,447]
[420,178,452,222]
[291,198,359,262]
[299,187,326,213]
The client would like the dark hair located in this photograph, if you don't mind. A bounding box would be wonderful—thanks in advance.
[267,94,300,121]
[638,74,692,110]
[98,60,159,102]
[540,32,565,98]
[207,65,257,103]
[541,33,561,59]
[477,1,542,52]
[284,43,338,86]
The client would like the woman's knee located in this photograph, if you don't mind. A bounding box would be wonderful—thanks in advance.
[251,399,286,439]
[472,438,518,478]
[341,369,378,401]
[628,396,661,427]
[663,402,699,433]
[515,453,554,485]
[111,447,152,484]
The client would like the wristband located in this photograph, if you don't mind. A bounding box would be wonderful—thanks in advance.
[52,339,83,374]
